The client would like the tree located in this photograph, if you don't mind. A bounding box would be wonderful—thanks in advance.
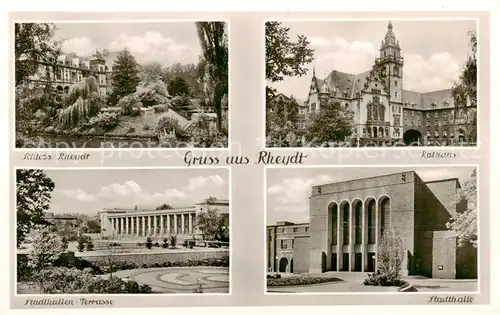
[145,237,153,249]
[195,200,228,241]
[196,22,229,131]
[86,239,94,251]
[27,226,67,270]
[77,236,86,252]
[15,23,62,86]
[265,21,315,103]
[156,203,173,210]
[111,49,141,100]
[139,62,164,85]
[446,169,477,248]
[168,76,190,96]
[266,94,300,145]
[451,30,477,143]
[306,99,354,145]
[16,169,55,247]
[377,227,404,278]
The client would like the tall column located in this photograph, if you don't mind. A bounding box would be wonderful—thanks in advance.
[349,203,355,271]
[160,215,164,236]
[361,203,367,272]
[125,217,130,237]
[188,213,193,235]
[142,216,146,237]
[181,214,185,235]
[167,215,171,234]
[147,216,152,236]
[153,215,157,237]
[173,214,178,234]
[336,206,342,271]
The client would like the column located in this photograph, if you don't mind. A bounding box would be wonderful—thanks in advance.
[361,203,367,272]
[349,203,355,271]
[336,206,342,271]
[173,214,178,234]
[188,213,193,235]
[125,217,129,237]
[181,214,185,235]
[134,217,138,237]
[160,215,164,236]
[167,215,171,235]
[153,215,157,237]
[147,216,152,236]
[142,216,146,237]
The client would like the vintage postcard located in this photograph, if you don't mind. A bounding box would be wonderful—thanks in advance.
[8,10,491,311]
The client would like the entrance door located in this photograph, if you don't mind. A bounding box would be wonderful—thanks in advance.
[342,253,349,271]
[354,253,362,271]
[331,253,337,271]
[367,253,376,272]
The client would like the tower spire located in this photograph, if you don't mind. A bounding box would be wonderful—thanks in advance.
[388,20,393,30]
[312,66,316,78]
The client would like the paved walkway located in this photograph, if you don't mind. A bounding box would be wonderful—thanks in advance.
[268,272,477,293]
[108,267,229,293]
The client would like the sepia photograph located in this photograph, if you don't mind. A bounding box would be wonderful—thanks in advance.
[14,21,228,149]
[16,168,230,294]
[265,20,478,148]
[266,166,478,293]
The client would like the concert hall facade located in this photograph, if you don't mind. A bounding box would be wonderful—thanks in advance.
[267,171,477,279]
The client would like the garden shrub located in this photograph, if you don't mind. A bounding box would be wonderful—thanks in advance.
[363,271,408,287]
[267,275,340,286]
[127,127,136,133]
[118,95,141,116]
[169,235,177,249]
[155,115,190,141]
[88,112,119,131]
[162,238,169,248]
[153,104,169,114]
[17,254,34,282]
[266,273,281,279]
[35,267,152,294]
[146,237,153,249]
[189,114,228,148]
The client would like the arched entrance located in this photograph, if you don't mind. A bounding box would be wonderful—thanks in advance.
[378,196,391,237]
[403,129,422,145]
[279,257,288,273]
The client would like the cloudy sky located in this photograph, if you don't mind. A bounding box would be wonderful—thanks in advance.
[43,168,229,215]
[266,166,476,225]
[269,19,477,100]
[54,22,202,65]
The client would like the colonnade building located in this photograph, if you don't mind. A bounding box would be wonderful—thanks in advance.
[99,199,229,241]
[267,171,477,279]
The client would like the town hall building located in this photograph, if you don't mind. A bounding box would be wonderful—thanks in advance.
[302,22,476,146]
[267,171,477,279]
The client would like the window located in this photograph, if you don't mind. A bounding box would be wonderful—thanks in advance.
[395,91,399,98]
[435,112,439,117]
[394,80,398,86]
[398,107,401,113]
[291,239,295,249]
[427,120,431,126]
[280,240,286,249]
[411,111,414,117]
[293,228,297,232]
[305,227,309,232]
[427,113,431,118]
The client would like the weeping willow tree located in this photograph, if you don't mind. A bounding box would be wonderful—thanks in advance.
[57,76,104,130]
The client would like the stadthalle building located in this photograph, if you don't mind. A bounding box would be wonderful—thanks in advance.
[267,171,477,279]
[301,22,475,146]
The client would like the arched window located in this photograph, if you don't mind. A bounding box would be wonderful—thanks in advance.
[394,66,399,76]
[373,104,379,121]
[367,104,372,120]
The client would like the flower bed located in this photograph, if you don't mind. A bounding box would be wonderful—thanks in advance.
[267,274,341,287]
